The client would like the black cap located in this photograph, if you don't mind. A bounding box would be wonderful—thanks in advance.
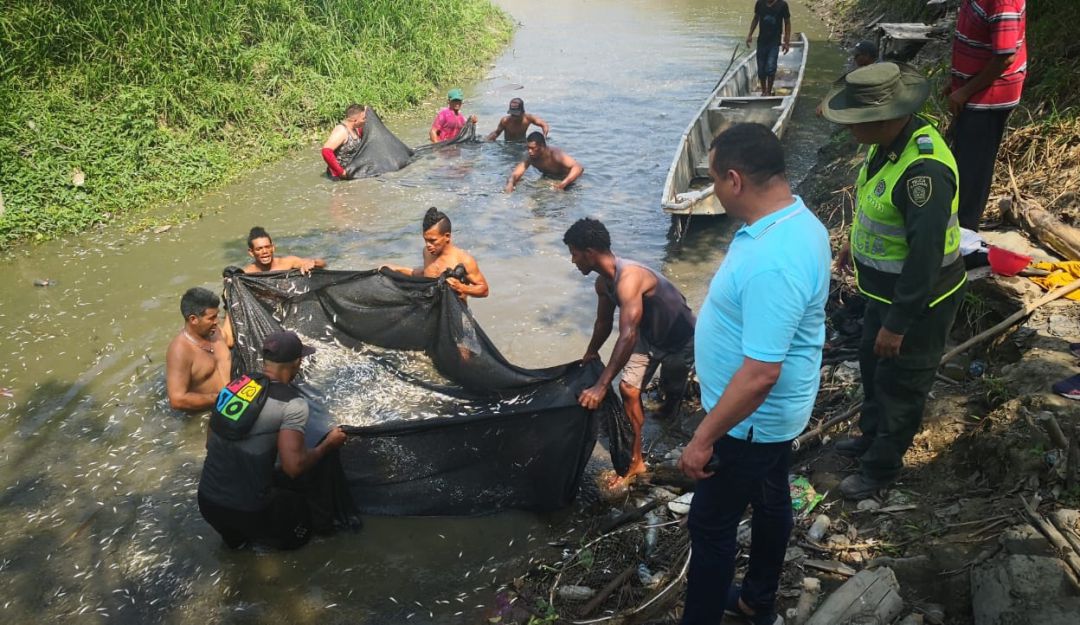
[852,40,878,59]
[262,330,315,362]
[507,98,525,116]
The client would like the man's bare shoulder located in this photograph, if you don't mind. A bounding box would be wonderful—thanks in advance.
[166,332,194,365]
[616,264,656,295]
[242,263,259,274]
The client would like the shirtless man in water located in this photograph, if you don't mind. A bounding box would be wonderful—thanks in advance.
[486,98,550,142]
[383,207,489,302]
[243,226,326,275]
[504,132,583,192]
[166,287,232,412]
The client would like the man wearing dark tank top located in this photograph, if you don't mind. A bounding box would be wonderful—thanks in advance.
[564,218,696,486]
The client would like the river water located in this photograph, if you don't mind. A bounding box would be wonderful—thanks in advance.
[0,0,843,622]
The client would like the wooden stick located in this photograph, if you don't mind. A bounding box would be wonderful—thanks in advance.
[596,498,662,535]
[1004,164,1080,261]
[1039,412,1070,450]
[792,403,862,451]
[1068,425,1080,491]
[578,564,636,617]
[1020,495,1080,588]
[1048,510,1080,559]
[939,276,1080,365]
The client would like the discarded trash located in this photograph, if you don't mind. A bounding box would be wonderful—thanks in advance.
[0,387,13,398]
[790,476,825,515]
[667,492,693,515]
[856,499,881,512]
[636,563,665,590]
[807,514,831,542]
[152,225,172,234]
[556,585,596,601]
[968,359,985,377]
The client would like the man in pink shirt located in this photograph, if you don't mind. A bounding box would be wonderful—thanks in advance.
[429,88,478,143]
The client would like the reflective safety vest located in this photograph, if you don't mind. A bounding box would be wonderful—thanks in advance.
[851,125,964,307]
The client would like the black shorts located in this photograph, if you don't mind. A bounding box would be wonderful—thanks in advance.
[197,489,312,550]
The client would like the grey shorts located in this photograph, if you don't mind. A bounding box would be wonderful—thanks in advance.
[620,336,694,394]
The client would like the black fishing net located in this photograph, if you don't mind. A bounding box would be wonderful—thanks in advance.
[221,267,633,516]
[342,108,479,179]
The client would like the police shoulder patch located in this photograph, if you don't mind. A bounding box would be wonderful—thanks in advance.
[915,134,934,155]
[874,179,887,197]
[907,175,932,207]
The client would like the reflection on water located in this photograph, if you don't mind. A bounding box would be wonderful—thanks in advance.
[0,0,843,622]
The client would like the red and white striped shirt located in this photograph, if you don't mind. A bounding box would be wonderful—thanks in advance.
[951,0,1026,110]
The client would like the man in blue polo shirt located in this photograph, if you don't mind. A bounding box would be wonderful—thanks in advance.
[679,123,830,625]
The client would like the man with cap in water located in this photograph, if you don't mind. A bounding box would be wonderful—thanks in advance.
[430,88,478,143]
[197,330,351,550]
[486,98,550,142]
[820,63,966,500]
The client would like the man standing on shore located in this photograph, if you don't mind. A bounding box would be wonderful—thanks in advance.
[566,218,695,487]
[166,287,232,412]
[486,98,550,142]
[678,123,829,625]
[946,0,1027,230]
[821,63,967,499]
[745,0,791,96]
[505,132,583,192]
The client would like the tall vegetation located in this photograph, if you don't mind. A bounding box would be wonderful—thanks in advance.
[0,0,512,247]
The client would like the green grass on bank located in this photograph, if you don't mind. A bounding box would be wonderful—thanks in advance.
[0,0,512,247]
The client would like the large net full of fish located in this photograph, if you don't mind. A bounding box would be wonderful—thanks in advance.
[221,267,633,516]
[342,108,480,179]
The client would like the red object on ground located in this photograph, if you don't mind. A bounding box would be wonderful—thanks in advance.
[987,245,1032,276]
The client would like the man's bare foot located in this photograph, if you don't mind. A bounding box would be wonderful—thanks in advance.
[602,463,648,490]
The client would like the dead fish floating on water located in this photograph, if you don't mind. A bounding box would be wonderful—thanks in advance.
[33,279,55,287]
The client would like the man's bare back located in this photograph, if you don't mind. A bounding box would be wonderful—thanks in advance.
[529,147,574,178]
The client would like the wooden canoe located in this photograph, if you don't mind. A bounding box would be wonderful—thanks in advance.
[661,33,809,219]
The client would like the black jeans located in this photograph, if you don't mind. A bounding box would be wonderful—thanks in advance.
[683,435,794,624]
[857,288,964,481]
[951,107,1012,231]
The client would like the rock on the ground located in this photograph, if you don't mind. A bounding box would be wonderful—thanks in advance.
[1000,523,1056,557]
[804,566,904,625]
[971,554,1080,625]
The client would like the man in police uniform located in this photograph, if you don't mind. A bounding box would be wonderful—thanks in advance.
[820,63,967,499]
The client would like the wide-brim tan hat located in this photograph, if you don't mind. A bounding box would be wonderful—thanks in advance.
[820,62,929,124]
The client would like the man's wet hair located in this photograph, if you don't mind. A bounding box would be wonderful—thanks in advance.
[709,123,786,187]
[527,131,546,146]
[423,207,451,234]
[247,226,271,249]
[563,218,611,252]
[181,287,220,320]
[345,103,365,118]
